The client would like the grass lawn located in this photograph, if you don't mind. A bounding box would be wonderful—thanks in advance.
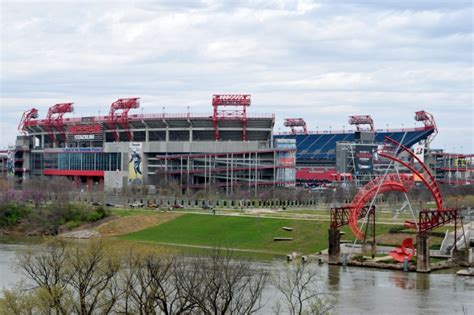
[119,213,400,255]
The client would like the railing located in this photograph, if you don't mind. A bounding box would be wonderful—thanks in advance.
[275,126,433,136]
[24,113,275,126]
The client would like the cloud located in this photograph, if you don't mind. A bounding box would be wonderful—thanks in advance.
[0,0,472,152]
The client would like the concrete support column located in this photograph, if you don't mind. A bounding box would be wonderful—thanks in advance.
[416,233,431,273]
[328,228,341,265]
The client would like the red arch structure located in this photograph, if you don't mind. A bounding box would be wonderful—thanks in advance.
[348,137,445,240]
[379,137,443,210]
[349,174,411,239]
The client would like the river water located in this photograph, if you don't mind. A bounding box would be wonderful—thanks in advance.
[0,238,473,314]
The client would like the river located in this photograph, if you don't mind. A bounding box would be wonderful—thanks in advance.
[0,237,473,314]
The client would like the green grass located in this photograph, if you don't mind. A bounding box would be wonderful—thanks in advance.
[120,213,399,255]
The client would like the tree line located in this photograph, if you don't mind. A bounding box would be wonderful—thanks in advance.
[0,240,336,315]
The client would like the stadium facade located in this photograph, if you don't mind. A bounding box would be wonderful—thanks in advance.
[8,94,473,190]
[12,95,296,191]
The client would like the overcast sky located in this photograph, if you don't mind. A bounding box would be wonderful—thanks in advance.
[1,0,472,152]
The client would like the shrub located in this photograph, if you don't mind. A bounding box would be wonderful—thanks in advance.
[65,220,81,229]
[0,203,31,227]
[388,226,407,234]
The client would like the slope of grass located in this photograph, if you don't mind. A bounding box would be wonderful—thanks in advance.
[120,214,399,254]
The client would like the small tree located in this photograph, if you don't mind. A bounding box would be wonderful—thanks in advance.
[273,263,336,315]
[189,248,269,314]
[119,250,197,314]
[17,239,73,315]
[15,239,121,315]
[66,240,121,314]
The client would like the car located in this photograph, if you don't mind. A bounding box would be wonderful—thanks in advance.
[201,204,214,210]
[147,203,158,208]
[172,204,184,209]
[129,202,144,208]
[105,202,115,207]
[91,201,102,206]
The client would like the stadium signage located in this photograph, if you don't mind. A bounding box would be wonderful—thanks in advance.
[67,124,103,142]
[63,147,103,153]
[68,124,101,134]
[74,134,95,140]
[354,145,375,173]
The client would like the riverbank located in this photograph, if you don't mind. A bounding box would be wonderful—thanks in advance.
[2,206,459,264]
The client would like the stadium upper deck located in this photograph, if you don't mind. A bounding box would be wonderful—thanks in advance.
[274,126,435,165]
[22,112,275,147]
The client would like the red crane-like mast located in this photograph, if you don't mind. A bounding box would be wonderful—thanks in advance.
[212,94,251,141]
[415,110,437,144]
[18,108,39,135]
[107,97,140,141]
[284,118,308,135]
[45,102,74,143]
[348,115,374,131]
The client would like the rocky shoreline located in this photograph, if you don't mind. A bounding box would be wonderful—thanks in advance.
[59,229,101,239]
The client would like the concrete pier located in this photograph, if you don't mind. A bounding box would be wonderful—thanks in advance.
[328,228,341,265]
[416,234,431,273]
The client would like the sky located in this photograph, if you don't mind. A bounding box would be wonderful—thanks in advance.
[0,0,472,152]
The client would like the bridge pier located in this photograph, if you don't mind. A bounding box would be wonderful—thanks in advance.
[328,228,341,264]
[416,233,430,273]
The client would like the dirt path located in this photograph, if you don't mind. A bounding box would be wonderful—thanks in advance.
[98,212,182,236]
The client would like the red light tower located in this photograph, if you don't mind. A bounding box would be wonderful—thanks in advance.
[18,108,39,135]
[348,115,374,131]
[284,118,308,135]
[45,102,74,143]
[107,97,140,141]
[415,110,437,144]
[212,94,251,141]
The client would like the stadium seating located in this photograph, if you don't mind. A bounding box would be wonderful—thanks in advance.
[275,129,434,163]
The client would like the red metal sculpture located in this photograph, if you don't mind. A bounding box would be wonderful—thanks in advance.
[389,237,415,262]
[348,136,446,240]
[348,173,412,240]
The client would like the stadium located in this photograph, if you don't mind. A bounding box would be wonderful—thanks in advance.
[6,94,473,191]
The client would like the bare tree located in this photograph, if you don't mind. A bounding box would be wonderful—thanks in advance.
[119,250,197,315]
[66,240,121,315]
[119,250,163,314]
[189,248,269,314]
[6,243,270,315]
[17,239,73,315]
[273,263,336,315]
[16,239,120,315]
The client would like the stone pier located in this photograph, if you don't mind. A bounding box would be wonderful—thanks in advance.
[328,228,341,265]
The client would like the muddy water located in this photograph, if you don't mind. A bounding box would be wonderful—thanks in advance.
[0,237,472,314]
